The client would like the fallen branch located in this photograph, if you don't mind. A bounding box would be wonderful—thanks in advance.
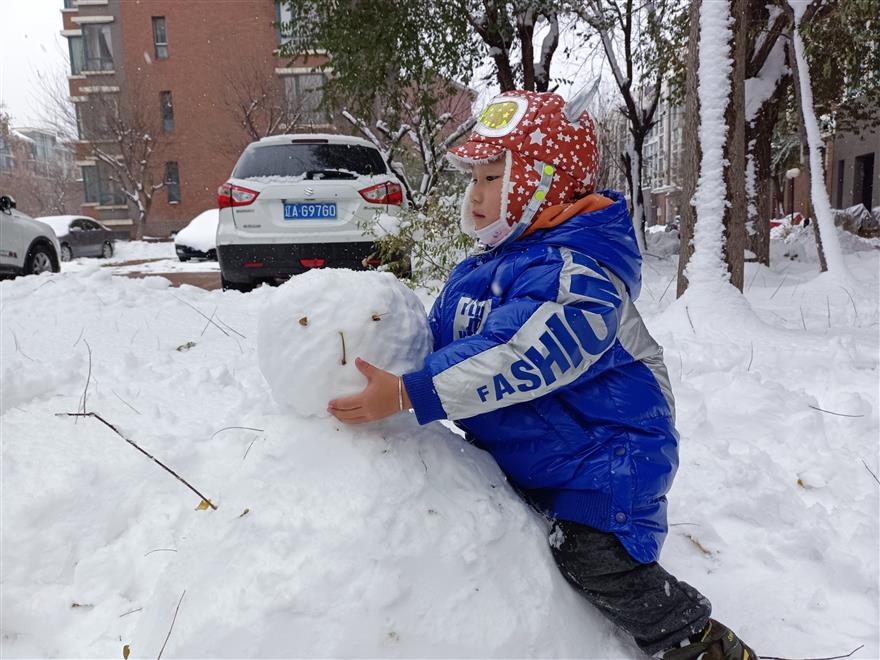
[119,607,143,618]
[862,459,879,485]
[839,286,858,322]
[199,306,218,337]
[807,405,864,418]
[112,389,142,415]
[55,412,217,510]
[78,340,93,418]
[172,295,229,337]
[210,426,264,440]
[11,329,35,362]
[769,275,788,300]
[243,439,257,461]
[760,644,863,660]
[215,314,246,339]
[157,590,186,660]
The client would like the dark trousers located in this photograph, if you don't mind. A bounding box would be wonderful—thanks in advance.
[549,520,711,655]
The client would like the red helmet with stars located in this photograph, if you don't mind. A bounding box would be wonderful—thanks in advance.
[448,90,600,245]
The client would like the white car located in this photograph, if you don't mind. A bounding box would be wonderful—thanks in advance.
[175,209,219,261]
[0,195,62,277]
[216,133,407,291]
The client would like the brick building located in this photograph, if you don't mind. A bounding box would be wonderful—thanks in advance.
[61,0,334,238]
[0,116,82,217]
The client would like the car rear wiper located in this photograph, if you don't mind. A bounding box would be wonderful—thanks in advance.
[303,169,358,180]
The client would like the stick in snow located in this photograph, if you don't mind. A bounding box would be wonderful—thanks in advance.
[172,295,229,337]
[760,644,863,660]
[860,460,879,485]
[209,426,265,440]
[156,590,186,660]
[78,340,93,418]
[55,412,218,510]
[807,405,864,418]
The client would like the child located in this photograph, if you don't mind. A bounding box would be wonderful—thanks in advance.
[328,90,756,659]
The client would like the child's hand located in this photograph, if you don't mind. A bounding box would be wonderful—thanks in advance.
[327,358,411,424]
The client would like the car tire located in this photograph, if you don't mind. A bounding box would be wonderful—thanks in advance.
[25,244,57,275]
[60,244,73,262]
[178,254,191,262]
[221,275,255,293]
[102,241,114,259]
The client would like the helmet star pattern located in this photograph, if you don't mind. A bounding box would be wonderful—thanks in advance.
[448,90,601,237]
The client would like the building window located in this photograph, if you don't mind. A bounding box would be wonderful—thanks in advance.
[0,138,14,172]
[83,24,114,71]
[69,36,85,75]
[82,163,126,205]
[99,162,126,205]
[82,165,99,203]
[160,91,174,133]
[283,73,327,125]
[275,1,313,48]
[75,104,84,140]
[165,161,180,203]
[64,0,76,8]
[152,17,168,60]
[79,96,118,141]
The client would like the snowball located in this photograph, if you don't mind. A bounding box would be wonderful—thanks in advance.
[257,269,432,417]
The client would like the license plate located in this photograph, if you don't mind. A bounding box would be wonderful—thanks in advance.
[284,202,337,220]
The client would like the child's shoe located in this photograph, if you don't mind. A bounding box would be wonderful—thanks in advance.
[661,619,757,660]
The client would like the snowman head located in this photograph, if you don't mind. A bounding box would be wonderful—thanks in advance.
[257,269,432,417]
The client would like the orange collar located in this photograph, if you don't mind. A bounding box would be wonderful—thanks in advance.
[520,193,614,239]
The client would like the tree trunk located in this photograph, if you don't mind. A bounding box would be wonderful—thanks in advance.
[517,16,535,92]
[629,131,647,254]
[133,217,145,241]
[676,0,702,297]
[746,77,788,266]
[786,27,828,272]
[722,0,748,291]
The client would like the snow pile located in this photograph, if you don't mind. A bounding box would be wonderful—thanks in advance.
[257,269,432,416]
[1,226,878,658]
[130,412,614,657]
[832,204,880,238]
[173,209,219,252]
[60,240,219,276]
[645,226,680,257]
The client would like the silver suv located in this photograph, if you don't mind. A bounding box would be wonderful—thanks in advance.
[217,134,406,291]
[0,195,61,278]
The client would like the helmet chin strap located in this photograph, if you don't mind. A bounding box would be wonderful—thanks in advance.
[485,161,556,250]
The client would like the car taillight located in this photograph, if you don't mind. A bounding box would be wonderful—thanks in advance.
[359,182,404,206]
[218,182,259,209]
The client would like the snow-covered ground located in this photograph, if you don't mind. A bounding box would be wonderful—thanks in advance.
[1,227,877,658]
[60,240,219,276]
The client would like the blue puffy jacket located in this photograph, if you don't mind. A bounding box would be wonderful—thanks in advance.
[402,191,678,563]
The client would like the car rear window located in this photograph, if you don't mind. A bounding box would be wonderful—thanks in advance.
[233,143,387,179]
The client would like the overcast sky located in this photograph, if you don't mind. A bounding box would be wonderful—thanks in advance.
[0,1,68,128]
